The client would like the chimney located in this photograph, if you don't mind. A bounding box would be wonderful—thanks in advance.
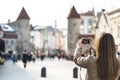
[8,19,10,23]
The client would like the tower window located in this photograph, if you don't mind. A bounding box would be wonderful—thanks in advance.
[26,25,29,28]
[11,40,14,45]
[74,23,76,26]
[69,31,72,34]
[81,19,84,25]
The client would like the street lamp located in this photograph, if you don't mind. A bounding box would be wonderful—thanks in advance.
[70,40,73,54]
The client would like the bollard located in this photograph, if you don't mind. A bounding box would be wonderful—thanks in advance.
[41,67,46,77]
[73,67,78,78]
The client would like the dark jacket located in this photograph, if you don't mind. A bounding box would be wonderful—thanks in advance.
[22,52,28,63]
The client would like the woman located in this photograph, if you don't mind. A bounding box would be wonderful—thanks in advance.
[22,50,28,68]
[74,33,120,80]
[12,51,17,64]
[32,52,36,63]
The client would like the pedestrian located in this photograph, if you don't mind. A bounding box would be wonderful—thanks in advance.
[32,52,36,63]
[74,32,120,80]
[12,51,17,64]
[22,50,28,68]
[27,52,32,63]
[57,53,61,60]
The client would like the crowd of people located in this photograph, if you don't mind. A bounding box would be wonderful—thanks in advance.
[0,49,37,68]
[0,47,74,67]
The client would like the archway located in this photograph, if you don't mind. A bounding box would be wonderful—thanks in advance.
[0,39,5,52]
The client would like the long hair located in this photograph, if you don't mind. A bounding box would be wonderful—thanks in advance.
[96,33,119,80]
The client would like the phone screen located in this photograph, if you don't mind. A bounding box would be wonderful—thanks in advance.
[82,39,90,44]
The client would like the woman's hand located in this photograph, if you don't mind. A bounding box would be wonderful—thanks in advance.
[76,37,95,49]
[88,37,93,46]
[88,37,95,50]
[76,38,84,48]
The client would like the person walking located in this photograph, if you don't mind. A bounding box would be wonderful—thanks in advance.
[74,32,120,80]
[22,50,28,68]
[32,52,36,63]
[12,51,17,64]
[27,52,32,63]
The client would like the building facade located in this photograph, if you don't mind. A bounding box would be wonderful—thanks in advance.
[0,24,17,53]
[96,8,120,44]
[31,25,65,56]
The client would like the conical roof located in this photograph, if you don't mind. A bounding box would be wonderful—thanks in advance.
[67,6,80,19]
[17,7,30,20]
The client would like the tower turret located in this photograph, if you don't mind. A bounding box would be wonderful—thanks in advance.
[67,6,81,55]
[16,7,32,54]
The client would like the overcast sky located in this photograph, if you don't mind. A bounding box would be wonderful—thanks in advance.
[0,0,120,29]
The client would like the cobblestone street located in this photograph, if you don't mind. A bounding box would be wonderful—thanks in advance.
[0,58,87,80]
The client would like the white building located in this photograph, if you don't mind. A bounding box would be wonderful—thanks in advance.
[80,8,96,34]
[0,24,17,53]
[31,26,66,55]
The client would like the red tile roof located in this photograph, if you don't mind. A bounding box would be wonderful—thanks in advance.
[67,6,80,19]
[17,7,30,20]
[80,8,95,16]
[3,33,17,39]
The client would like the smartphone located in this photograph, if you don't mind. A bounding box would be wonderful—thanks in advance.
[82,39,90,44]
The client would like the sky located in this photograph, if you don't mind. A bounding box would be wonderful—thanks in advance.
[0,0,120,29]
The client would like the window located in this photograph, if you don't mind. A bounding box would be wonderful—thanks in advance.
[69,31,72,34]
[6,40,8,45]
[88,19,93,25]
[74,23,76,26]
[81,19,84,25]
[11,40,14,44]
[20,32,22,36]
[26,25,29,28]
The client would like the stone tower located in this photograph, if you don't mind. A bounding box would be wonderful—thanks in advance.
[16,7,32,54]
[67,6,81,54]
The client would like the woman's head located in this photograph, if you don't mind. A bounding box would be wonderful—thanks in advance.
[96,32,116,58]
[96,32,119,80]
